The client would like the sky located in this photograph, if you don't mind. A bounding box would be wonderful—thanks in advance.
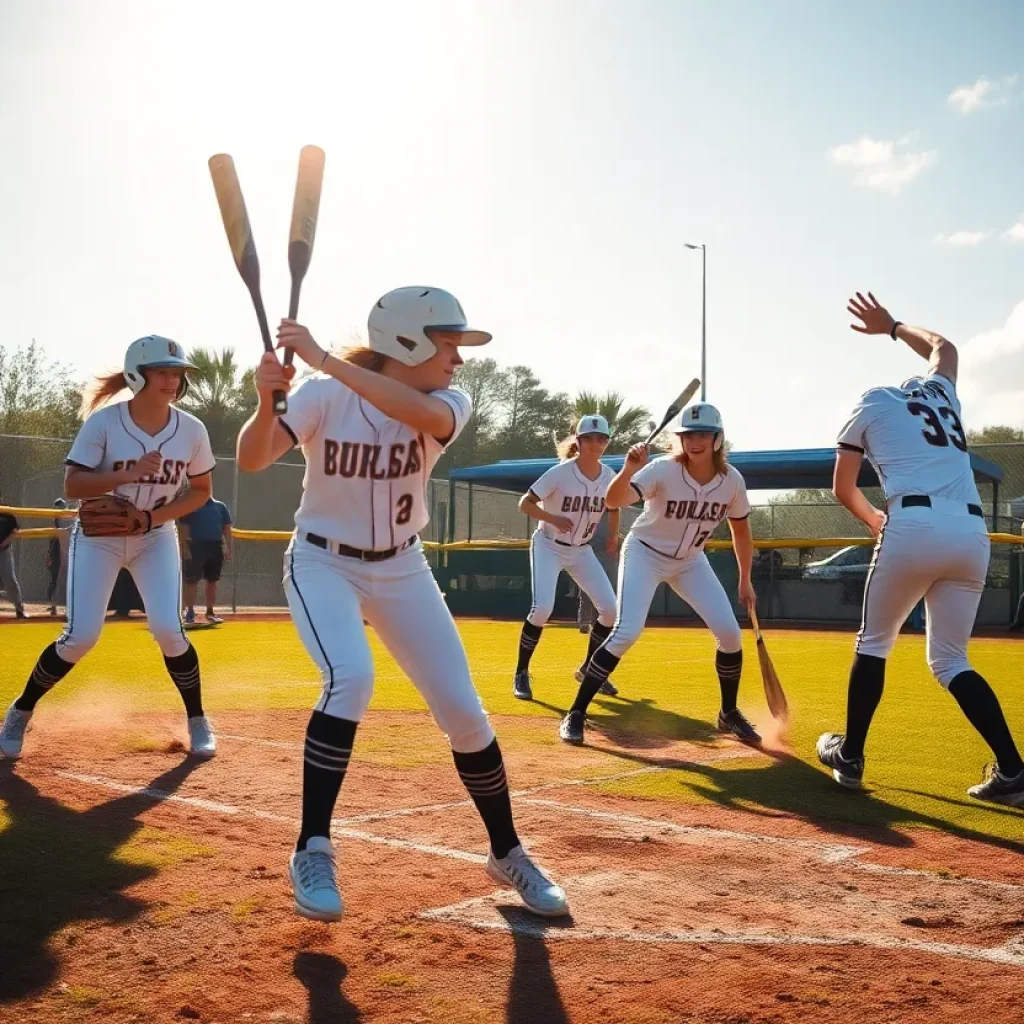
[1,0,1022,453]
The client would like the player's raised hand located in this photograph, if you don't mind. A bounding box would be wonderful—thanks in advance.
[848,292,897,336]
[128,450,164,482]
[625,443,649,470]
[254,351,295,403]
[277,319,324,368]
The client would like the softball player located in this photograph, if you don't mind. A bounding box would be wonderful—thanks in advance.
[817,292,1023,806]
[0,336,218,760]
[236,286,568,923]
[513,415,620,700]
[559,403,759,747]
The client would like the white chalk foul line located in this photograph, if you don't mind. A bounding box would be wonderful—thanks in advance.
[418,893,1024,967]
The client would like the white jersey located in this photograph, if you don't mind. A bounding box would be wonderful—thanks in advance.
[628,457,750,560]
[281,375,471,551]
[65,402,215,513]
[529,459,615,545]
[837,371,980,506]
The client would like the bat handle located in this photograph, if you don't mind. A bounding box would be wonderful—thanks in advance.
[272,390,288,416]
[283,280,302,369]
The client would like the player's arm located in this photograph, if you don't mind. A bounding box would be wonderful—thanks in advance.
[276,321,456,440]
[237,354,298,472]
[728,514,755,610]
[605,507,621,553]
[150,473,213,529]
[832,450,885,537]
[64,455,164,500]
[847,291,958,384]
[519,491,572,533]
[606,444,649,508]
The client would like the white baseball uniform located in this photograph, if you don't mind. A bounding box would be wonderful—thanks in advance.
[526,460,617,628]
[59,402,216,662]
[606,457,751,657]
[278,375,494,753]
[837,371,989,686]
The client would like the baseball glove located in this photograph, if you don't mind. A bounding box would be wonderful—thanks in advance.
[78,494,152,537]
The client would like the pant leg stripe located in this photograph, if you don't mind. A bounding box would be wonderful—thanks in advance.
[856,522,887,652]
[288,549,335,706]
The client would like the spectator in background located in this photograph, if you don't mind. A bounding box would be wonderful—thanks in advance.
[0,490,28,619]
[180,497,233,625]
[46,498,74,616]
[577,512,620,632]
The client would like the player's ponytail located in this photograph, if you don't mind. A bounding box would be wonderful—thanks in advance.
[340,346,389,374]
[82,372,129,417]
[555,435,579,460]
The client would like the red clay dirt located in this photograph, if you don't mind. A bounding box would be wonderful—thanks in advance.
[1,710,1022,1024]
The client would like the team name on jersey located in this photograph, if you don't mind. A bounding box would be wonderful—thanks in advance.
[560,495,606,514]
[664,499,728,522]
[903,379,950,403]
[112,459,187,485]
[323,439,423,480]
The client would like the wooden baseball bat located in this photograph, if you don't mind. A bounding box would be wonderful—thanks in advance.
[208,154,287,415]
[750,606,789,721]
[644,378,701,445]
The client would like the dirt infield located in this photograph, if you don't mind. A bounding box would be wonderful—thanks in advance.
[2,710,1023,1024]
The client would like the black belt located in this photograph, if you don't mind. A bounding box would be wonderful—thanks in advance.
[554,538,574,547]
[901,495,983,518]
[304,532,417,561]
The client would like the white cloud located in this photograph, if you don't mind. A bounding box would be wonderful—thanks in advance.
[947,74,1019,114]
[829,136,937,195]
[934,230,990,247]
[958,301,1024,429]
[1003,220,1024,243]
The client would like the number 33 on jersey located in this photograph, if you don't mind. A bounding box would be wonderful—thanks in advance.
[279,374,472,551]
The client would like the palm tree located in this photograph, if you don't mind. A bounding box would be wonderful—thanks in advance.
[568,390,650,450]
[178,347,256,454]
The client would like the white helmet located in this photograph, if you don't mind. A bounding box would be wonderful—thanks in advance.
[575,414,610,437]
[672,402,725,451]
[367,286,492,367]
[123,335,197,397]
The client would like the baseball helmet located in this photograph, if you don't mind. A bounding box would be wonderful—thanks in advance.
[367,287,491,367]
[672,402,725,451]
[123,336,197,399]
[575,414,610,437]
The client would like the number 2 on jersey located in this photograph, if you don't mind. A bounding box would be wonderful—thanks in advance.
[395,494,413,525]
[906,402,967,452]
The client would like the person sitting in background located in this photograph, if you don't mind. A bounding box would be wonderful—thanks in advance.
[180,496,233,625]
[46,498,74,616]
[0,490,28,619]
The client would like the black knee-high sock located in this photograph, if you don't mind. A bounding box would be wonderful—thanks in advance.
[583,621,613,668]
[298,711,358,851]
[715,649,743,713]
[453,738,519,859]
[15,643,75,712]
[949,671,1024,776]
[842,654,886,759]
[164,646,204,718]
[516,621,543,673]
[570,647,622,714]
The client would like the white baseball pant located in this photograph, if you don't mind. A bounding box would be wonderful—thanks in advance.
[527,530,616,628]
[856,499,990,687]
[604,533,743,657]
[57,524,189,662]
[284,536,494,753]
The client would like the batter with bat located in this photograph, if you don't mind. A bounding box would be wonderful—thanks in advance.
[559,400,761,747]
[512,415,621,701]
[0,336,218,760]
[237,289,568,923]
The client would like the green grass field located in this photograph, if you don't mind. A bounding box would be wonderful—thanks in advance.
[3,618,1023,843]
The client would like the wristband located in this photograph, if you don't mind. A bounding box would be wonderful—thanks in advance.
[890,321,903,340]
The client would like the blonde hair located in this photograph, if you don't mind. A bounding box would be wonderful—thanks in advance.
[82,372,130,417]
[673,436,728,475]
[555,434,579,460]
[340,346,389,373]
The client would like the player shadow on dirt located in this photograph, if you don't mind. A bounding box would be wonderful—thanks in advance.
[0,757,206,1004]
[594,745,1024,856]
[496,906,570,1024]
[293,952,364,1024]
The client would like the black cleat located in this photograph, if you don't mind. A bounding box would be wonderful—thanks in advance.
[513,671,533,701]
[816,732,864,788]
[717,708,761,746]
[968,763,1024,807]
[559,710,585,745]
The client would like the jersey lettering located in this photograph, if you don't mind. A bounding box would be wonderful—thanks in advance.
[664,499,725,522]
[560,495,606,514]
[112,458,185,485]
[323,439,424,480]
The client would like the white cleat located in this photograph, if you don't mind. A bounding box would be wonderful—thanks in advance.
[290,836,344,922]
[486,844,569,918]
[0,705,32,759]
[187,715,217,758]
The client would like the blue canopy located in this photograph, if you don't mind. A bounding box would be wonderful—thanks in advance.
[450,447,1004,492]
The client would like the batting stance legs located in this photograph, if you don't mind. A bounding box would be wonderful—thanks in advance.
[819,506,1023,798]
[0,525,213,760]
[515,532,618,700]
[563,534,751,744]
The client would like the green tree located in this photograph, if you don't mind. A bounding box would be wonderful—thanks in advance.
[968,425,1024,444]
[0,341,82,438]
[567,391,651,451]
[178,347,257,455]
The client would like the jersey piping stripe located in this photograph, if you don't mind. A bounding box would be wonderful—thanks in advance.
[358,399,379,551]
[837,442,865,453]
[855,521,887,652]
[528,533,539,619]
[287,548,335,707]
[157,410,180,454]
[61,522,80,646]
[175,539,187,643]
[64,458,98,470]
[279,419,299,446]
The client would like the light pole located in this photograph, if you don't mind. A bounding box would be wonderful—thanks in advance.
[684,243,706,401]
